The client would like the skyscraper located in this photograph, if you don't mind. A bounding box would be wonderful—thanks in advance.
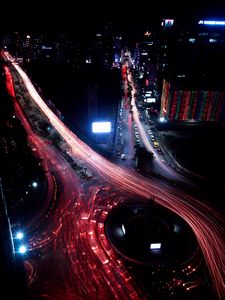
[160,17,225,122]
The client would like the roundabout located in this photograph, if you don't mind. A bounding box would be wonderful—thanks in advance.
[105,202,198,265]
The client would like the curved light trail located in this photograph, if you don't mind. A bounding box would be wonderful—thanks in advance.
[3,52,225,299]
[3,56,145,299]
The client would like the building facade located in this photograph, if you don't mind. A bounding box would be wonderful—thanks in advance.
[159,18,225,123]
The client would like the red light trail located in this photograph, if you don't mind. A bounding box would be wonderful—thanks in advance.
[2,52,225,299]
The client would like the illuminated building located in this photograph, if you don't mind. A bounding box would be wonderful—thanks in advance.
[161,80,225,121]
[159,18,225,122]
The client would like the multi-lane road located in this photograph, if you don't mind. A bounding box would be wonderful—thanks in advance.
[2,51,225,299]
[118,67,194,184]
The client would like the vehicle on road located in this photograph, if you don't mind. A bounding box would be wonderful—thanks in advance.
[157,148,162,154]
[153,141,159,148]
[150,135,155,141]
[121,154,126,160]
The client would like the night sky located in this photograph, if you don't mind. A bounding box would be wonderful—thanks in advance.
[1,1,225,35]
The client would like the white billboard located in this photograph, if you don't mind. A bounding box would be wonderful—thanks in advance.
[92,122,111,133]
[150,243,161,250]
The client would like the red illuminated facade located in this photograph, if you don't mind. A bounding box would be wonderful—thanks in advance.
[159,18,225,123]
[161,80,225,122]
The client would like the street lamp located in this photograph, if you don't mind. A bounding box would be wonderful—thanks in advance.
[18,245,27,254]
[16,231,24,240]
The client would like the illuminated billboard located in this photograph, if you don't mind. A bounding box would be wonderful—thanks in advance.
[92,122,111,133]
[198,20,225,26]
[150,243,161,250]
[164,19,174,27]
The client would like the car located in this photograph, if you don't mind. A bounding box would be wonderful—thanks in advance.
[121,154,126,160]
[157,148,162,154]
[153,141,159,148]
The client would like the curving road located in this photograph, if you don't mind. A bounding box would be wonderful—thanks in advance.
[2,51,225,299]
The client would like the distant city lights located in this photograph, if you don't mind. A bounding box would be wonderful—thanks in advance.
[150,243,161,250]
[144,31,151,36]
[162,19,174,27]
[41,46,52,50]
[32,181,38,188]
[198,20,225,26]
[144,98,156,103]
[92,122,111,133]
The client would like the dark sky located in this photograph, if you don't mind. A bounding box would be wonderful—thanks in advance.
[1,1,225,34]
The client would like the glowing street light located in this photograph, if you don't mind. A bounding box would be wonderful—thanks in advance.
[16,231,24,240]
[18,245,27,254]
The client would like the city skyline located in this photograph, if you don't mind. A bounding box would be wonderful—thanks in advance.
[0,6,225,299]
[1,2,225,34]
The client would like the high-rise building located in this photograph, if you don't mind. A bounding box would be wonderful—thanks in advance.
[159,18,225,123]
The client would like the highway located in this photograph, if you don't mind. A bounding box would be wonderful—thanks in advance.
[2,51,225,299]
[117,65,195,187]
[128,68,192,182]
